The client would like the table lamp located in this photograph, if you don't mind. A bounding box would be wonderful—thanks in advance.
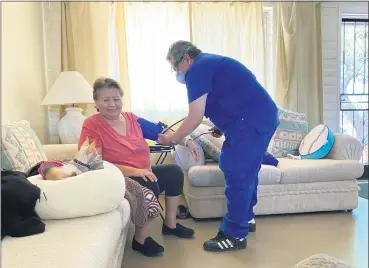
[41,71,94,144]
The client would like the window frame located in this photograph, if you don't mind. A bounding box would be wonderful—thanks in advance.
[339,15,368,172]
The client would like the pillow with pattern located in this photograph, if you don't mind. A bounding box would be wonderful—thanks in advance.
[267,107,309,157]
[172,143,205,170]
[190,124,224,162]
[1,120,47,172]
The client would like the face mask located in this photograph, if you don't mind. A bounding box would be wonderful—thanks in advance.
[176,72,186,84]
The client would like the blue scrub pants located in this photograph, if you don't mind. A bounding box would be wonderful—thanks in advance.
[218,123,276,239]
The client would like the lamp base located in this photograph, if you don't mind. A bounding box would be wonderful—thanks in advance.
[58,107,86,144]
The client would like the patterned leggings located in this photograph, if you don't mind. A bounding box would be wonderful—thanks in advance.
[141,186,160,218]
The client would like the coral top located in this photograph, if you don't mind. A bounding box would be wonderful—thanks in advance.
[78,112,151,170]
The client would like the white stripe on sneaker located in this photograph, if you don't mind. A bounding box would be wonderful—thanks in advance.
[217,242,224,250]
[221,241,229,248]
[226,239,234,248]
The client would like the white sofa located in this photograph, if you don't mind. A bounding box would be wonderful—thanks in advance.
[2,144,131,268]
[183,133,364,219]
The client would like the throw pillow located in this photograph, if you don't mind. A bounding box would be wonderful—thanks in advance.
[298,124,335,159]
[172,143,205,170]
[267,107,309,157]
[1,120,47,172]
[27,161,125,220]
[293,254,354,268]
[190,124,225,161]
[200,119,214,128]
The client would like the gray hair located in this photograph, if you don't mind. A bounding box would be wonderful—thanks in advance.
[92,77,123,101]
[166,40,202,65]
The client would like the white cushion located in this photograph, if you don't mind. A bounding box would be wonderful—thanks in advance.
[172,144,205,170]
[278,158,364,184]
[27,161,125,220]
[188,163,281,187]
[2,199,130,268]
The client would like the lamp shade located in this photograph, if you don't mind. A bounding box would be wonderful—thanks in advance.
[41,71,94,105]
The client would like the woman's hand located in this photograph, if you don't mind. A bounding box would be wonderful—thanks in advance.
[209,126,223,138]
[186,140,200,161]
[131,168,158,182]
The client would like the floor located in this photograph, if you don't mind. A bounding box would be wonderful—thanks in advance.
[122,197,368,268]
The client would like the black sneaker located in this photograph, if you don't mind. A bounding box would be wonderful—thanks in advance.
[249,222,256,232]
[162,223,195,238]
[203,231,247,252]
[132,236,164,257]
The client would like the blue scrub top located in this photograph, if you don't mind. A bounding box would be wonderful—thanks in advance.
[184,53,279,133]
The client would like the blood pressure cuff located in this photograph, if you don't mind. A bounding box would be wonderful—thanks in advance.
[137,118,165,141]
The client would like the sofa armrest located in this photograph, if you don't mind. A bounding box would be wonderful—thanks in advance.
[42,144,78,161]
[325,134,362,161]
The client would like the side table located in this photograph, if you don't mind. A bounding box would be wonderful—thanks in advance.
[149,145,174,165]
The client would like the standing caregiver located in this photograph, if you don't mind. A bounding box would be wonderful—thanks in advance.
[158,41,279,252]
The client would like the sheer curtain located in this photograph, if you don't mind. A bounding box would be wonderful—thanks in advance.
[123,2,190,123]
[62,2,114,84]
[274,2,323,127]
[61,2,115,116]
[191,2,266,87]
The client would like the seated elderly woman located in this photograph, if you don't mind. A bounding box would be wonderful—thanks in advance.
[78,77,197,258]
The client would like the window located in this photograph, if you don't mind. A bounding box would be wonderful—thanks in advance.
[340,18,368,164]
[116,3,275,122]
[123,3,190,123]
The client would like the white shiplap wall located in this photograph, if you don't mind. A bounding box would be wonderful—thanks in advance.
[321,2,368,133]
[321,3,341,133]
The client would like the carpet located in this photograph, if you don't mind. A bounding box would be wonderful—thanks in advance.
[358,182,368,199]
[293,254,354,268]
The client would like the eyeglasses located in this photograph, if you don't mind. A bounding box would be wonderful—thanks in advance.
[171,46,191,72]
[172,57,185,72]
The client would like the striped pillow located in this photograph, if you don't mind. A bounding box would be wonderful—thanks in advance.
[1,120,47,172]
[267,107,309,157]
[190,123,224,161]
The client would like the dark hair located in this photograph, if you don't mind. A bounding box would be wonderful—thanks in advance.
[93,78,123,112]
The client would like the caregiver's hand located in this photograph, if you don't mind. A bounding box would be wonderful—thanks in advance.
[186,140,200,161]
[132,168,157,182]
[209,126,223,138]
[157,133,173,146]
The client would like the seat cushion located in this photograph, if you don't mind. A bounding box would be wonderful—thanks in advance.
[188,163,281,187]
[278,158,364,184]
[2,199,130,268]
